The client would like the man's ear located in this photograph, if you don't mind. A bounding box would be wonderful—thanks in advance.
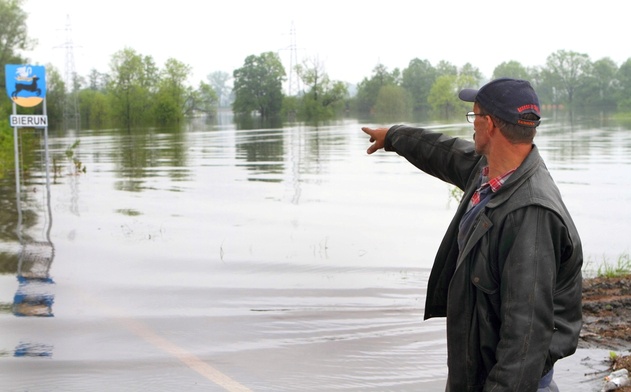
[486,115,498,135]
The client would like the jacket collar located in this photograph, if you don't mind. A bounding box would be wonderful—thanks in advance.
[485,144,541,209]
[455,145,541,268]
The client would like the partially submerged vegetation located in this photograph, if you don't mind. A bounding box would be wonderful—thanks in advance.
[592,252,631,278]
[51,139,86,181]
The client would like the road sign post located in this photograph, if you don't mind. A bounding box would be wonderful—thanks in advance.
[5,64,50,191]
[5,64,55,318]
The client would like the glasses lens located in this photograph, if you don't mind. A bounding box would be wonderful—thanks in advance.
[466,112,474,123]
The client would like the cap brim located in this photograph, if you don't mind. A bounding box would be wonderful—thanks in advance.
[458,88,478,102]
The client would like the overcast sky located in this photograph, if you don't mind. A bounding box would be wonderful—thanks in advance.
[21,0,630,88]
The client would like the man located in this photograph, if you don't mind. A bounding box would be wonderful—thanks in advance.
[362,78,583,392]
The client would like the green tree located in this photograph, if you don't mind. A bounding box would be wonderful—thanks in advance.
[295,57,348,120]
[0,0,34,92]
[78,88,109,128]
[106,48,157,128]
[140,54,159,120]
[527,66,558,107]
[232,52,285,118]
[185,81,218,116]
[616,58,631,111]
[492,60,531,80]
[401,58,436,113]
[354,64,399,114]
[154,58,191,125]
[87,68,108,91]
[428,74,461,118]
[457,64,483,95]
[43,65,66,129]
[0,0,37,174]
[374,84,411,120]
[435,60,458,77]
[79,68,109,128]
[459,63,483,85]
[575,57,618,111]
[545,49,591,108]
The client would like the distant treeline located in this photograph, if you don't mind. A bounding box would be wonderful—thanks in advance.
[2,0,631,134]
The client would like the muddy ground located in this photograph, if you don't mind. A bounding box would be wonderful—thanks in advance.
[581,274,631,391]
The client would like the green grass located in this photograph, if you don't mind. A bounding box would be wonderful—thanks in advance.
[596,252,631,278]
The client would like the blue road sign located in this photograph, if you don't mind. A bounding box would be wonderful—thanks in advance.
[5,64,47,108]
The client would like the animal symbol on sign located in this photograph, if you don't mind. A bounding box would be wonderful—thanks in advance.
[11,76,41,98]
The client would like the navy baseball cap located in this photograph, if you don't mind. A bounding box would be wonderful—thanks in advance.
[459,78,541,127]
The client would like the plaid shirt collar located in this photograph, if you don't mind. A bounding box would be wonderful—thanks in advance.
[470,166,516,206]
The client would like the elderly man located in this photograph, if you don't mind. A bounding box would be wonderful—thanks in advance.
[362,78,583,392]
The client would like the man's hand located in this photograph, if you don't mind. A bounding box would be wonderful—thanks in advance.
[361,127,389,154]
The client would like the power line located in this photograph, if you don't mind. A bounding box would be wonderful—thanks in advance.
[287,22,301,97]
[56,14,81,131]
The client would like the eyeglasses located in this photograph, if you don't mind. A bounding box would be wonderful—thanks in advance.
[466,112,488,123]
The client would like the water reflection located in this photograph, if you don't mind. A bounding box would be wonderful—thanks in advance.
[13,240,55,317]
[0,129,56,359]
[13,341,54,357]
[1,115,630,390]
[538,118,631,166]
[12,135,56,318]
[112,127,191,192]
[236,129,285,182]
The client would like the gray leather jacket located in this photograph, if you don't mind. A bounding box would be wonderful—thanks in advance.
[385,125,583,392]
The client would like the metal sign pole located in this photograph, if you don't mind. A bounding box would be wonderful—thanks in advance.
[7,66,56,318]
[43,98,50,188]
[42,97,54,253]
[12,101,22,241]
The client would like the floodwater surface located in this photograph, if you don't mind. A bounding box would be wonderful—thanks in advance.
[1,115,630,391]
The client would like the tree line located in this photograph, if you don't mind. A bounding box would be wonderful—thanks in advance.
[353,49,631,120]
[3,0,631,136]
[56,46,626,127]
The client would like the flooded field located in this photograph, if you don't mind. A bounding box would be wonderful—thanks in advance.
[1,115,630,391]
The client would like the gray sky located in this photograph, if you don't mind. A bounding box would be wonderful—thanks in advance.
[21,0,631,87]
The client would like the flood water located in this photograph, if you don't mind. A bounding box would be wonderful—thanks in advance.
[1,114,630,391]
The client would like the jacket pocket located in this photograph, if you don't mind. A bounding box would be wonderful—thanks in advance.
[470,247,503,322]
[470,244,499,295]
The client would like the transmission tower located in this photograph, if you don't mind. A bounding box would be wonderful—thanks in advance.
[287,22,301,97]
[60,14,80,131]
